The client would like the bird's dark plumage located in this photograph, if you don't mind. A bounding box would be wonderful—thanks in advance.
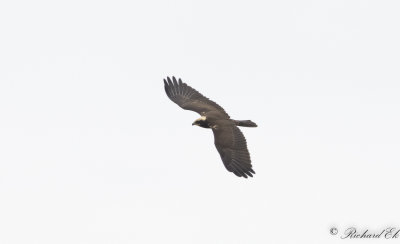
[164,76,257,178]
[163,77,229,118]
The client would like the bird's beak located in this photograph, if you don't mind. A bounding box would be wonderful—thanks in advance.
[192,122,196,126]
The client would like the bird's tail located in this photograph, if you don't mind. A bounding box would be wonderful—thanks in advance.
[234,120,258,127]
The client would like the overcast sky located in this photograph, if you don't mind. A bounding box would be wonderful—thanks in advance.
[1,0,399,243]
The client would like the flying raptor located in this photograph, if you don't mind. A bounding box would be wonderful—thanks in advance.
[164,77,257,178]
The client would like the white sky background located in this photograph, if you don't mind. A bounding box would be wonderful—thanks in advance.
[0,0,399,243]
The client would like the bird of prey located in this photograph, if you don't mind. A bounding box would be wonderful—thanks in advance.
[164,76,257,178]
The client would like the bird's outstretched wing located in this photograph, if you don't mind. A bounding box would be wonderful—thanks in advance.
[212,124,255,178]
[164,76,229,118]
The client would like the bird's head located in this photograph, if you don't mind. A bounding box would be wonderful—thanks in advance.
[192,116,209,128]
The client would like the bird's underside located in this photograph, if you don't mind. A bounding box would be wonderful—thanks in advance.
[164,76,257,178]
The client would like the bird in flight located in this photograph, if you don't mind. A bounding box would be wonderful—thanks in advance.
[164,76,257,178]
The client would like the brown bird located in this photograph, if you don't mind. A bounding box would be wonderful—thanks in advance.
[164,77,257,178]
